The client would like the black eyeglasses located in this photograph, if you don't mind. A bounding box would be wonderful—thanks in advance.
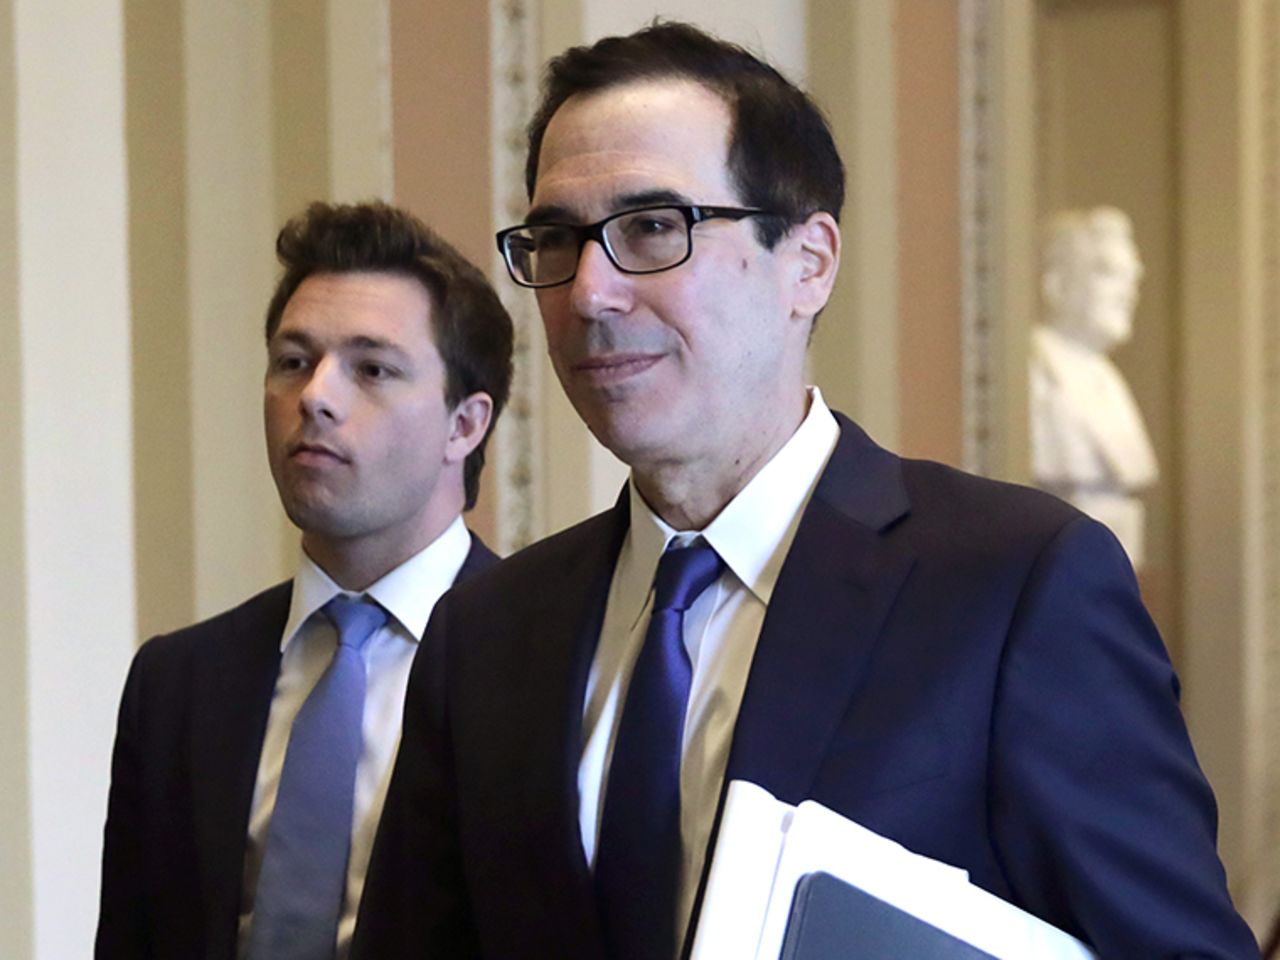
[495,204,774,289]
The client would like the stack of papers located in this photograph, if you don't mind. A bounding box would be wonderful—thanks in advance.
[690,780,1097,960]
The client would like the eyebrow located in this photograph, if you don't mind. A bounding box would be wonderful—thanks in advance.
[270,329,410,357]
[524,203,576,225]
[524,188,695,225]
[345,334,407,354]
[616,188,692,209]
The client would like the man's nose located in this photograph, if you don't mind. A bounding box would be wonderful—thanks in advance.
[298,356,347,421]
[567,239,633,320]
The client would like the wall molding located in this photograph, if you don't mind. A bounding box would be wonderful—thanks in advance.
[490,0,543,552]
[958,0,1035,480]
[958,0,998,477]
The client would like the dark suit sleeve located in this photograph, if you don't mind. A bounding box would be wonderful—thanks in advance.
[990,515,1260,959]
[96,649,152,959]
[352,596,483,959]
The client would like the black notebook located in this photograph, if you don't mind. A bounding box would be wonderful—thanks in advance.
[780,871,1001,960]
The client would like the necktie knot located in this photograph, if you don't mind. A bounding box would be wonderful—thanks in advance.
[652,541,724,615]
[323,594,387,652]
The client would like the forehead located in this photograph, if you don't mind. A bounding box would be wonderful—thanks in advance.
[276,271,436,343]
[531,78,737,218]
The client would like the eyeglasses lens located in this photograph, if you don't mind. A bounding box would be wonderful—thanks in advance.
[605,208,690,273]
[506,225,578,287]
[505,207,692,286]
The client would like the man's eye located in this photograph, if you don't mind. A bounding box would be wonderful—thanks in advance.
[635,217,677,235]
[273,354,308,373]
[616,212,682,242]
[359,361,393,380]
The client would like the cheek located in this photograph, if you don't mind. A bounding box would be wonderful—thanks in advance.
[385,397,451,462]
[263,393,290,443]
[539,321,580,384]
[538,301,573,352]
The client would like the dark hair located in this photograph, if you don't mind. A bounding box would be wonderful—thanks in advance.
[525,21,845,248]
[265,201,513,510]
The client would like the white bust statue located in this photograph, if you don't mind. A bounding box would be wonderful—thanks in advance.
[1031,207,1159,568]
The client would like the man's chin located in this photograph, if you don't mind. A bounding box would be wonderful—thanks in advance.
[584,419,680,474]
[283,498,356,539]
[582,416,641,464]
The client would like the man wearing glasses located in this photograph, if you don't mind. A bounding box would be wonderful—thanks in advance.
[356,22,1258,960]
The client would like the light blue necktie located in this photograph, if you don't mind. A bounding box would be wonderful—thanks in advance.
[246,594,387,960]
[595,541,725,960]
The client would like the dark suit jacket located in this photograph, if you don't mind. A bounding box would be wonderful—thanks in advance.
[354,415,1259,960]
[94,535,498,960]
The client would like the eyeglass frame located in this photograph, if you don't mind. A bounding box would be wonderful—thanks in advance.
[494,204,777,289]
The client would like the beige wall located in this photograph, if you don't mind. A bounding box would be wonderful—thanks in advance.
[808,0,901,449]
[896,0,962,465]
[271,0,331,219]
[0,3,34,956]
[390,0,499,542]
[127,0,195,639]
[8,2,138,955]
[183,1,290,619]
[391,0,492,272]
[1176,0,1279,925]
[586,0,807,81]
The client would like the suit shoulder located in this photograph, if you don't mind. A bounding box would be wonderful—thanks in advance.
[901,457,1075,520]
[445,509,620,608]
[132,581,292,671]
[895,456,1095,560]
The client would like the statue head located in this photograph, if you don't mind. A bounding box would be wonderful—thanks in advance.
[1041,207,1144,352]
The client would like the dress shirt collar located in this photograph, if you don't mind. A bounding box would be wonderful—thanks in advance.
[280,514,472,650]
[619,387,840,630]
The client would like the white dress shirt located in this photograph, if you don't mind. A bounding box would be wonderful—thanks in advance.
[237,515,472,959]
[579,387,840,942]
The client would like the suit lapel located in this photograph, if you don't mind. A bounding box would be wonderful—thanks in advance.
[188,583,290,957]
[518,498,630,957]
[725,414,915,803]
[681,416,915,956]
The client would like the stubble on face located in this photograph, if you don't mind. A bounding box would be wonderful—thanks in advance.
[533,82,794,461]
[263,272,463,582]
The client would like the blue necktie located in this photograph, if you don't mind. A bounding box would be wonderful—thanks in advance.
[595,541,725,960]
[246,595,387,960]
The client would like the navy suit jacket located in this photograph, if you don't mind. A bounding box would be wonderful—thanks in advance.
[354,417,1258,959]
[95,535,498,960]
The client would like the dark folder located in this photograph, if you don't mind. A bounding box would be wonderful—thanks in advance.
[780,871,1001,960]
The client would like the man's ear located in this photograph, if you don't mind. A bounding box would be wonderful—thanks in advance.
[444,392,494,464]
[790,212,841,321]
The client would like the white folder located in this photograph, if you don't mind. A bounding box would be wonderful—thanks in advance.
[690,780,1098,960]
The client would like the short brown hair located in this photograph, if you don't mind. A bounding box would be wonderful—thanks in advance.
[525,21,844,249]
[265,201,514,510]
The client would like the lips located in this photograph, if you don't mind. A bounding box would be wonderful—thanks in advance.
[572,352,663,384]
[287,439,351,466]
